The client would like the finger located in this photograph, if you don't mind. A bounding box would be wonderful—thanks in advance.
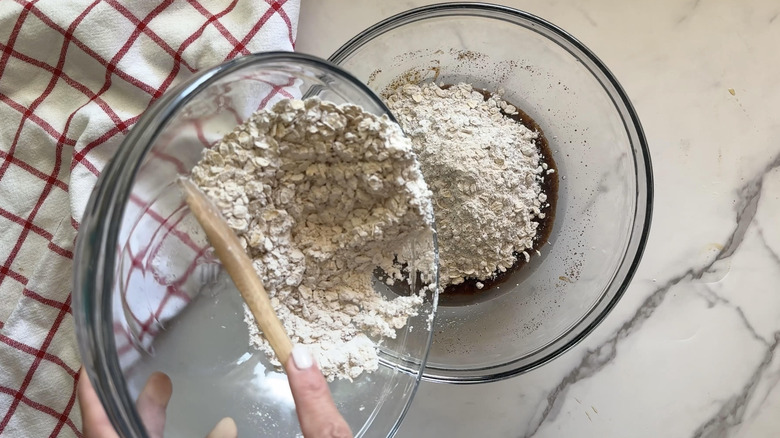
[286,345,352,438]
[205,417,238,438]
[77,368,120,438]
[135,372,173,438]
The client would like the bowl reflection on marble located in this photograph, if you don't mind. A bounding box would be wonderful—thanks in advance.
[329,3,653,383]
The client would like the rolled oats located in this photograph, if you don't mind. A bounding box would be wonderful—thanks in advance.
[191,98,435,381]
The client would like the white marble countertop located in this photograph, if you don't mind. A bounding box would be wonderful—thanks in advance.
[297,1,780,436]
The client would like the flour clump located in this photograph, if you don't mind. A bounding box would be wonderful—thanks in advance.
[190,98,435,381]
[386,82,550,288]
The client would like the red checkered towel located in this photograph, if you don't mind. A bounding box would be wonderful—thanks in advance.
[0,1,299,436]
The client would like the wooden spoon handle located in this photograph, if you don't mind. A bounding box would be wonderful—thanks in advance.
[178,178,293,367]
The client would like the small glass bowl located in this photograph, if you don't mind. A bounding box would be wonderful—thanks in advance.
[73,52,439,437]
[330,3,653,383]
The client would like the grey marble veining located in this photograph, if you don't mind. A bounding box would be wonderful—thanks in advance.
[297,0,780,436]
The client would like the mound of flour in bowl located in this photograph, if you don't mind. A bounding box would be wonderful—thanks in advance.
[190,98,435,381]
[386,82,549,288]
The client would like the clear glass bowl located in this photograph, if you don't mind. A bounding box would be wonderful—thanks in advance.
[73,52,439,437]
[329,3,653,383]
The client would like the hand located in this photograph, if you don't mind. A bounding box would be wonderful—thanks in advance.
[77,345,352,438]
[77,369,237,438]
[286,345,352,438]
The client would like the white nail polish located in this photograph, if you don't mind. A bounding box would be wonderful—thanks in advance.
[291,344,314,370]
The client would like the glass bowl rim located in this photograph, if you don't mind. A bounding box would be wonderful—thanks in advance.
[327,2,655,383]
[72,51,439,437]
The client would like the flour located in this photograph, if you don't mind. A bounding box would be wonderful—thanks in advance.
[190,98,435,381]
[385,82,548,288]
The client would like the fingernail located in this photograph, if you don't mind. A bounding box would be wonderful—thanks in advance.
[291,344,314,370]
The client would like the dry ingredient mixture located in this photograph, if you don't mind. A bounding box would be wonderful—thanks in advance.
[385,82,552,289]
[190,98,435,381]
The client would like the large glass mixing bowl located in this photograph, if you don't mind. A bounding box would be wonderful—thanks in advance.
[329,3,653,383]
[73,52,439,437]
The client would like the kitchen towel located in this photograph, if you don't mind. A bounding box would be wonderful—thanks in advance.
[0,1,299,436]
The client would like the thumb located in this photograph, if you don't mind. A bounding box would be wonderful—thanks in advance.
[286,345,352,438]
[77,368,120,438]
[205,417,237,438]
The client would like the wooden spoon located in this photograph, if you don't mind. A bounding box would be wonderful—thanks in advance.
[178,178,294,368]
